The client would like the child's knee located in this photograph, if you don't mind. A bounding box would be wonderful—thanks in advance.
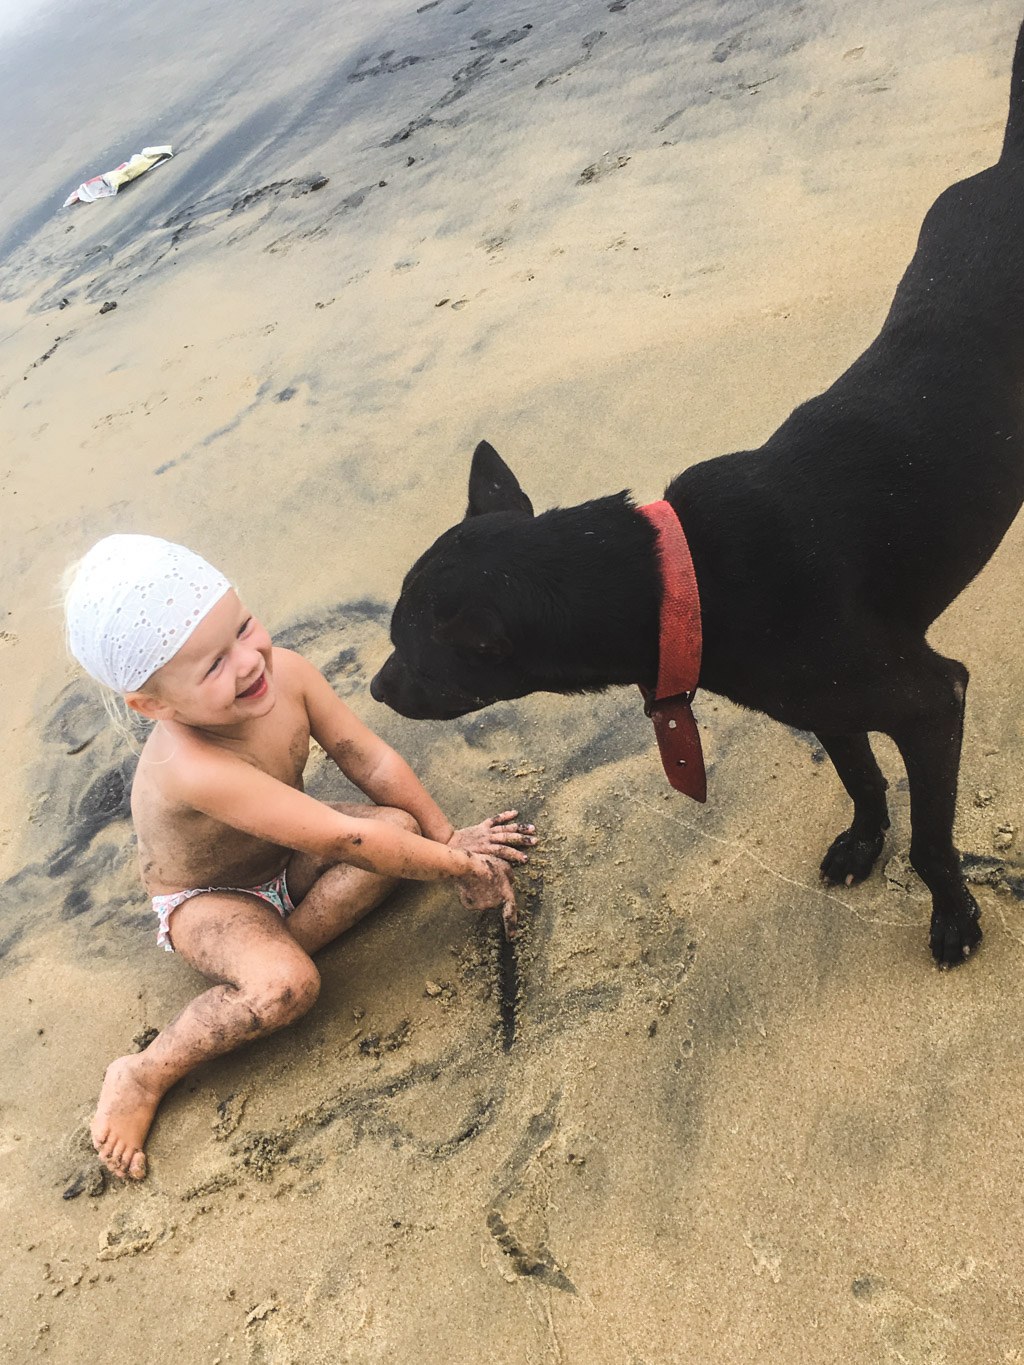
[244,958,320,1031]
[379,806,421,837]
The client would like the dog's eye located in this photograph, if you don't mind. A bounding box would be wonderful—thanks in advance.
[445,640,491,664]
[470,640,509,661]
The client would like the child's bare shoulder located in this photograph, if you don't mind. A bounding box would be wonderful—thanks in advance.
[271,646,318,691]
[137,716,221,784]
[272,647,369,751]
[133,723,209,811]
[271,646,337,712]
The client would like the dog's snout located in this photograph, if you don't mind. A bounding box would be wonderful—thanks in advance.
[367,648,480,719]
[369,657,393,704]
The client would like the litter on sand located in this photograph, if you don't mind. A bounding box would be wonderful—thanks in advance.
[62,145,173,207]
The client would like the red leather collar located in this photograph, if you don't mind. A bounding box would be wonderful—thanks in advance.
[637,499,706,802]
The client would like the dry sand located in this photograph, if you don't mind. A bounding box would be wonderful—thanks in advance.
[2,0,1024,1360]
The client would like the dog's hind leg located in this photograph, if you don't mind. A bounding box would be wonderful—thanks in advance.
[817,733,890,886]
[885,649,981,967]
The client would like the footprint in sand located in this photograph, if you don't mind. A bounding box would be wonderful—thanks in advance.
[535,29,605,88]
[578,153,631,185]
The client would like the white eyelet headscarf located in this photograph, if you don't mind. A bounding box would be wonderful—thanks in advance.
[64,534,231,692]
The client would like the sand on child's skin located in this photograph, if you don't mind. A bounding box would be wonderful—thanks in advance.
[2,1,1024,1360]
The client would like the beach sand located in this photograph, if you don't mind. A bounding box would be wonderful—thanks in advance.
[3,1,1024,1360]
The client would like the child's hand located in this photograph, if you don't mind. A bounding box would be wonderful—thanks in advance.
[458,854,518,939]
[448,810,536,865]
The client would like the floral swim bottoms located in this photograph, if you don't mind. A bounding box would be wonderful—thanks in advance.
[152,869,295,952]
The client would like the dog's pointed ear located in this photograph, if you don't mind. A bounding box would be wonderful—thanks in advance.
[433,604,512,659]
[465,441,534,519]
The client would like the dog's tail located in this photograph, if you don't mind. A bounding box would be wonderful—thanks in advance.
[1000,17,1024,159]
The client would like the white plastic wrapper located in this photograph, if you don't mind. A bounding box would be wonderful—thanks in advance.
[63,146,173,208]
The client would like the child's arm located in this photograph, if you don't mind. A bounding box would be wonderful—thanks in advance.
[299,653,533,863]
[305,660,454,840]
[167,738,499,890]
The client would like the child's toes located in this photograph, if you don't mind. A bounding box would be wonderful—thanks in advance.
[127,1149,147,1180]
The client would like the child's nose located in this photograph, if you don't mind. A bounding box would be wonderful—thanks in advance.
[238,642,264,675]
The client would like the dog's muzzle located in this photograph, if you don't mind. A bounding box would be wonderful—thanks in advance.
[369,653,482,720]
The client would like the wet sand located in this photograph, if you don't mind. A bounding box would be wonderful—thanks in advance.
[3,1,1024,1360]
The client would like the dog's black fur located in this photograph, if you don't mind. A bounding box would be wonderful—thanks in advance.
[371,21,1024,967]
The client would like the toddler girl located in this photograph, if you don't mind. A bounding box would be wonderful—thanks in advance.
[64,534,534,1180]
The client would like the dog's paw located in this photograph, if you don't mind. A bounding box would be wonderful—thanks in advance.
[820,829,885,886]
[929,896,983,968]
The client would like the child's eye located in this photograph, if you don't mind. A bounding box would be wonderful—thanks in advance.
[238,618,253,637]
[205,657,223,678]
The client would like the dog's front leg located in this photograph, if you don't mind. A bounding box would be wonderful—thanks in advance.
[816,732,890,886]
[889,652,981,967]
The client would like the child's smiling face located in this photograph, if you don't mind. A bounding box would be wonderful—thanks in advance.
[131,589,275,728]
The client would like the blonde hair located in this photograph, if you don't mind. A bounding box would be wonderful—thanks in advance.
[60,554,153,753]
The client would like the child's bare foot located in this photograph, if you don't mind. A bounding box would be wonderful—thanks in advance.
[91,1054,163,1180]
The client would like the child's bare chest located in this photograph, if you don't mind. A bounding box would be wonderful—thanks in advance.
[133,697,312,892]
[225,700,311,788]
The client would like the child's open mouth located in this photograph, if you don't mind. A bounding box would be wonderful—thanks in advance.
[236,673,268,700]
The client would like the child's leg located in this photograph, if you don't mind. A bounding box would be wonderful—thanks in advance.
[283,804,420,955]
[92,892,321,1180]
[93,805,418,1179]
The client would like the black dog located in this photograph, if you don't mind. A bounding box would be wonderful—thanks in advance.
[371,21,1024,967]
